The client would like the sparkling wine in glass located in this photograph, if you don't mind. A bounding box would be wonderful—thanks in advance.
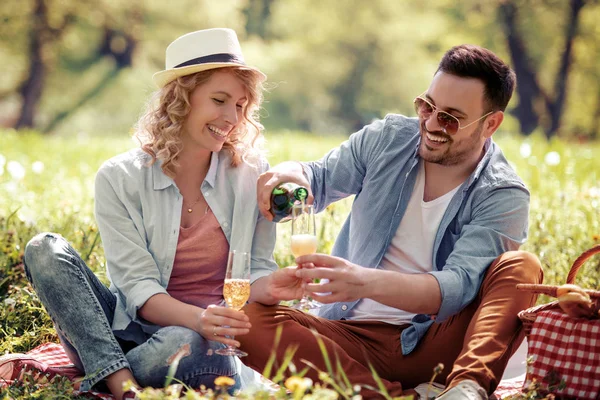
[215,250,251,357]
[291,204,319,310]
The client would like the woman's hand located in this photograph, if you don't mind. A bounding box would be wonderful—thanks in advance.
[195,304,252,347]
[266,266,310,301]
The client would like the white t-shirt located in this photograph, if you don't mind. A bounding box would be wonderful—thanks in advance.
[350,160,461,325]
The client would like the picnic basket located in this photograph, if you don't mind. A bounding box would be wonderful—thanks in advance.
[516,244,600,399]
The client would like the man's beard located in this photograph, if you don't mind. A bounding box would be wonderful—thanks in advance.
[418,122,483,166]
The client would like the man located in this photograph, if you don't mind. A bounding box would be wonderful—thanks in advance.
[242,44,543,399]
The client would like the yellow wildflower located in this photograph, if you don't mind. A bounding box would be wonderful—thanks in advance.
[214,376,236,387]
[285,376,312,392]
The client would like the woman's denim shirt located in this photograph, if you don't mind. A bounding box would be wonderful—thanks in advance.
[303,114,530,355]
[94,148,278,343]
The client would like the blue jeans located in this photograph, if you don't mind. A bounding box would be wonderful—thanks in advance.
[23,232,241,393]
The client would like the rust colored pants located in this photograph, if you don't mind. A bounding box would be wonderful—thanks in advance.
[239,251,543,398]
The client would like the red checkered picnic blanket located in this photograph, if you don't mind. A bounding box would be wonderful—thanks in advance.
[0,342,112,399]
[2,342,524,398]
[524,309,600,399]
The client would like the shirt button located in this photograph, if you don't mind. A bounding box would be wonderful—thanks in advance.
[223,222,229,227]
[204,192,210,197]
[341,305,348,311]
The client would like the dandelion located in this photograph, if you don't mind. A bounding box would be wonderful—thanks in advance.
[519,143,531,158]
[544,151,561,166]
[32,161,45,174]
[7,160,26,180]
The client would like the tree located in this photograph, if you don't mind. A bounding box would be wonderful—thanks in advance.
[264,0,450,133]
[14,0,76,129]
[0,0,142,132]
[499,0,587,138]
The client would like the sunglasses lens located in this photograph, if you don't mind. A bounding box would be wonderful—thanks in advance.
[414,98,433,116]
[437,112,459,135]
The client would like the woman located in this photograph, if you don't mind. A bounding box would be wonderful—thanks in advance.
[17,28,282,400]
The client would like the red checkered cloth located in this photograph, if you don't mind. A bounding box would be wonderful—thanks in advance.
[2,342,525,399]
[492,375,526,399]
[524,309,600,399]
[0,342,113,399]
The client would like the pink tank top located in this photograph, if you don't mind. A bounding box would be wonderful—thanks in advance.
[167,208,228,309]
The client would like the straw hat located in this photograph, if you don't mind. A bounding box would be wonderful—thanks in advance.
[153,28,266,88]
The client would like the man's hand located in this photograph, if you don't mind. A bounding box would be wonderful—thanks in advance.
[297,254,442,314]
[257,161,314,221]
[295,254,370,303]
[266,266,308,301]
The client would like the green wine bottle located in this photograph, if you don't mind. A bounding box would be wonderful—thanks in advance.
[270,183,309,222]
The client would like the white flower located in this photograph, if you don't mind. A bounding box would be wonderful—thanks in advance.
[7,160,25,180]
[544,151,561,166]
[32,161,45,174]
[519,143,531,158]
[4,298,16,307]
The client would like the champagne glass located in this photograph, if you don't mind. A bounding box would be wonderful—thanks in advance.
[291,204,319,310]
[215,250,251,357]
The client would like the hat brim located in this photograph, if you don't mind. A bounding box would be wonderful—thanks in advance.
[153,62,266,88]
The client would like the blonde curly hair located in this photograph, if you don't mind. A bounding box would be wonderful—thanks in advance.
[134,67,265,177]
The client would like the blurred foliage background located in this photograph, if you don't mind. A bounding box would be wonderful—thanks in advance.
[1,0,600,139]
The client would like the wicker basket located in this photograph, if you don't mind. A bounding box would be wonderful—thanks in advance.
[516,244,600,335]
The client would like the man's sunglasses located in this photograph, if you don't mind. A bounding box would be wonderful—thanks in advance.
[413,95,493,135]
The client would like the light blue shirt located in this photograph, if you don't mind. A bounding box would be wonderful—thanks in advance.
[303,114,529,355]
[94,148,278,343]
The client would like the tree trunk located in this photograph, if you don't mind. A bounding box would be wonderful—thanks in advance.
[99,25,137,69]
[546,0,585,138]
[15,0,46,130]
[499,0,542,136]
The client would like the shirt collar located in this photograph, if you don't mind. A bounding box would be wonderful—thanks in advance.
[151,151,220,190]
[152,158,173,190]
[204,151,219,188]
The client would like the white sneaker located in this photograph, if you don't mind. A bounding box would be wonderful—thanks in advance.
[413,382,446,399]
[435,380,488,399]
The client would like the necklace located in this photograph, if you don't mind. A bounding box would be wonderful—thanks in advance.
[184,195,203,213]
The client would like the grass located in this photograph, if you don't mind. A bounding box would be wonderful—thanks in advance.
[1,128,599,398]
